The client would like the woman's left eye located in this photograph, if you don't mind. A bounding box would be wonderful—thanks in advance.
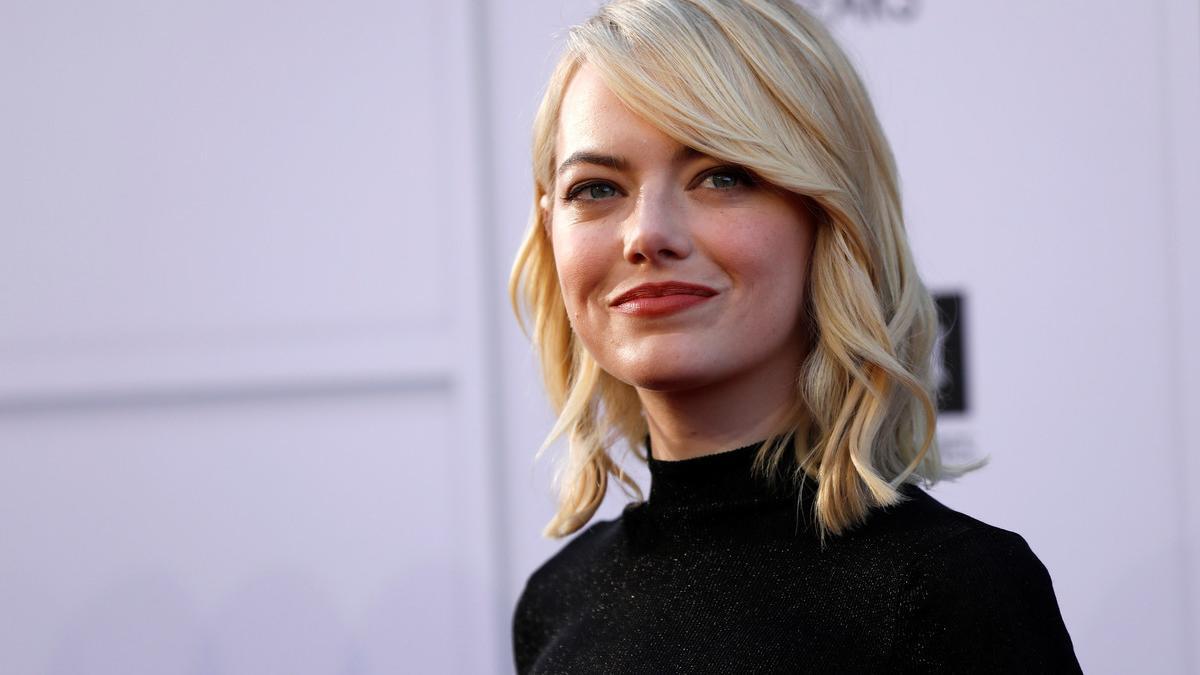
[700,168,755,190]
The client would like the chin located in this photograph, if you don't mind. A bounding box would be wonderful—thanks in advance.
[608,357,726,393]
[601,332,715,387]
[619,372,692,392]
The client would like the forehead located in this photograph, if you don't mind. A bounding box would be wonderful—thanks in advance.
[555,64,678,160]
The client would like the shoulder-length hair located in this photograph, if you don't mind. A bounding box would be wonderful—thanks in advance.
[510,0,981,541]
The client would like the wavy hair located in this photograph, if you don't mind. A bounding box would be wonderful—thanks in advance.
[510,0,982,541]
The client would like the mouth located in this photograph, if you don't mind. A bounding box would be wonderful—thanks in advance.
[609,281,718,317]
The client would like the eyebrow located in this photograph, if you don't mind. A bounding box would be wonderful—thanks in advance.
[555,146,707,176]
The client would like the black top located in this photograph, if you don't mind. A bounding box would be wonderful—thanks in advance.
[512,441,1082,674]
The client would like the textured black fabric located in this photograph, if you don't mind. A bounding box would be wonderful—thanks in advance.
[512,441,1082,674]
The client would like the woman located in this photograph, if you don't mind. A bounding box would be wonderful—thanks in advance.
[509,0,1081,672]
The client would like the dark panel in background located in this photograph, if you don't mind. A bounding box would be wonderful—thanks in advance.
[934,292,967,414]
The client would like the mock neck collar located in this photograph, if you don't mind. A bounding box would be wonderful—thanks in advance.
[645,438,817,510]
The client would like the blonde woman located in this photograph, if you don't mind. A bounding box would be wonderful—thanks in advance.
[509,1,1081,672]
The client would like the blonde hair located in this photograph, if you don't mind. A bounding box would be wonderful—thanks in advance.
[510,0,981,541]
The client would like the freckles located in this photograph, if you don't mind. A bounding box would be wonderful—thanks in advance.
[717,218,809,333]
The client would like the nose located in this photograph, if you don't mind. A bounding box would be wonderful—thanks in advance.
[622,187,693,264]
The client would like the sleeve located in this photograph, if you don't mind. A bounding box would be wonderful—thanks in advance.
[887,526,1083,674]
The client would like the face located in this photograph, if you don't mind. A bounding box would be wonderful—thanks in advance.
[548,65,816,393]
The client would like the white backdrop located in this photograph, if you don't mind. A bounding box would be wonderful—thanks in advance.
[0,0,501,672]
[1,1,1197,674]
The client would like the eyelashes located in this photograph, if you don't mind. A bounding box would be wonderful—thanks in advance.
[697,166,758,191]
[561,165,759,204]
[565,181,620,202]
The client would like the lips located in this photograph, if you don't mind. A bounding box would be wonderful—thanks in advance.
[608,282,719,318]
[609,282,718,306]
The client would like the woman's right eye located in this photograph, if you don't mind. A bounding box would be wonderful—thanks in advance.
[565,182,619,202]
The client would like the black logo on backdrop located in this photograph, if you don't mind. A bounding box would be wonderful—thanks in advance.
[933,292,967,414]
[797,0,921,23]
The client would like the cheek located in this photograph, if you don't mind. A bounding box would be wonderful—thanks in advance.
[550,226,609,313]
[714,213,813,318]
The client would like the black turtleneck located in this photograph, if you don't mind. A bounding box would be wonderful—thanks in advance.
[512,441,1082,674]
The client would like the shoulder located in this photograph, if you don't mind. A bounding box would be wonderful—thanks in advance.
[874,485,1052,580]
[511,514,625,670]
[518,514,625,598]
[877,486,1082,673]
[858,483,1010,549]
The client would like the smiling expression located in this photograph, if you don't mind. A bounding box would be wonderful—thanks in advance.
[548,65,817,393]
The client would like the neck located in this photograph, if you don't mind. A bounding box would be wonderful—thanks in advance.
[637,354,802,462]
